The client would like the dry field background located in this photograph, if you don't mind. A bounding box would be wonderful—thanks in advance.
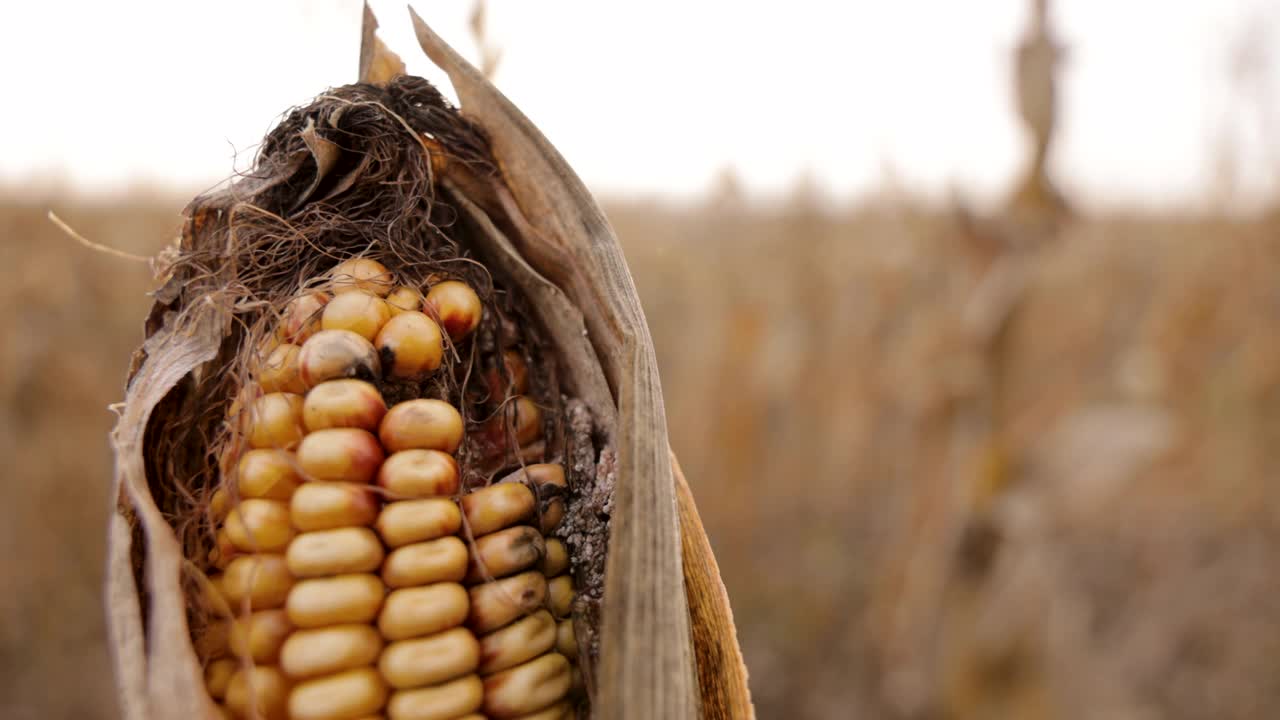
[3,187,1280,720]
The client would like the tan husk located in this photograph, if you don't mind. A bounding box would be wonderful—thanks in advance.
[106,6,751,720]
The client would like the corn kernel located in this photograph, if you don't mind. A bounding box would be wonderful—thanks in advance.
[323,291,393,342]
[297,428,385,483]
[287,527,385,577]
[222,554,293,610]
[299,329,382,387]
[287,574,385,628]
[546,575,575,619]
[468,571,547,634]
[225,666,290,720]
[523,464,567,534]
[228,609,293,663]
[477,610,556,675]
[379,399,464,454]
[245,393,307,450]
[387,674,483,720]
[481,653,571,719]
[289,667,389,720]
[460,484,535,537]
[425,280,482,341]
[331,258,395,297]
[210,486,231,521]
[376,498,462,548]
[224,499,295,553]
[378,626,480,689]
[465,525,545,583]
[540,539,569,578]
[205,657,237,699]
[303,379,387,432]
[486,396,541,448]
[280,625,383,680]
[212,529,240,570]
[291,482,380,532]
[377,583,469,641]
[259,343,308,395]
[386,285,424,316]
[555,620,577,662]
[282,292,331,344]
[375,312,444,379]
[236,449,302,500]
[381,536,469,589]
[377,450,460,500]
[484,350,530,399]
[513,700,574,720]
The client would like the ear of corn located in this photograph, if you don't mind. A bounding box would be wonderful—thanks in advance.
[203,261,582,719]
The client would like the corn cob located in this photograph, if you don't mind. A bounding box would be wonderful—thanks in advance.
[201,259,582,720]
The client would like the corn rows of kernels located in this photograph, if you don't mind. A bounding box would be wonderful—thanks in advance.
[199,259,579,720]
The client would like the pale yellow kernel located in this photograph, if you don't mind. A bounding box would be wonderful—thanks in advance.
[205,657,237,699]
[387,674,483,720]
[280,624,383,680]
[375,312,444,379]
[555,620,577,662]
[547,575,575,619]
[385,285,424,316]
[224,499,295,553]
[323,290,393,341]
[287,574,385,628]
[236,449,303,500]
[303,379,387,432]
[286,527,386,578]
[290,482,380,532]
[331,258,395,297]
[245,392,307,450]
[259,343,308,395]
[381,536,469,589]
[378,399,464,454]
[540,539,569,578]
[477,610,556,675]
[288,667,389,720]
[282,292,330,344]
[377,583,470,641]
[227,609,293,664]
[297,428,385,484]
[225,666,290,720]
[377,449,460,500]
[481,653,571,719]
[375,498,462,548]
[222,554,294,610]
[378,626,480,689]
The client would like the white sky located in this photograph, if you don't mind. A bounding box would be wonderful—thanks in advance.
[2,1,1279,210]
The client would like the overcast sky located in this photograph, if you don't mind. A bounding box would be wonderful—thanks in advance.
[3,1,1279,210]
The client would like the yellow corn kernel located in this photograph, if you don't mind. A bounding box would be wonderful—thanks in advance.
[299,329,382,388]
[481,653,571,719]
[468,571,547,635]
[323,291,393,342]
[375,312,444,379]
[287,527,386,577]
[224,499,295,553]
[236,449,303,500]
[205,657,237,699]
[282,291,331,344]
[465,525,545,583]
[386,285,424,316]
[291,482,380,532]
[225,666,290,720]
[245,393,307,450]
[425,280,483,341]
[211,528,240,570]
[228,609,293,663]
[378,399,464,454]
[513,700,574,720]
[331,258,395,297]
[377,583,470,641]
[387,674,483,720]
[546,576,575,619]
[289,667,389,720]
[297,428,385,483]
[303,379,387,432]
[280,624,383,680]
[460,483,535,537]
[210,486,232,521]
[540,539,569,578]
[555,620,577,662]
[477,610,556,675]
[287,574,385,628]
[378,626,480,689]
[375,498,462,548]
[382,536,469,589]
[222,554,293,610]
[377,450,460,499]
[259,343,308,395]
[484,350,530,399]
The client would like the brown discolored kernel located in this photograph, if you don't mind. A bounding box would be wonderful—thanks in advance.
[377,449,459,499]
[330,258,395,297]
[297,428,385,483]
[460,483,535,537]
[378,626,480,689]
[379,399,464,454]
[280,624,383,680]
[244,393,307,450]
[376,498,462,548]
[303,379,387,432]
[484,350,530,399]
[290,482,379,532]
[477,610,556,675]
[425,280,483,341]
[377,582,470,641]
[323,290,393,342]
[468,571,548,635]
[465,525,546,583]
[481,653,572,719]
[485,396,542,449]
[381,536,469,589]
[503,464,567,534]
[375,312,444,379]
[299,329,382,387]
[258,343,308,395]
